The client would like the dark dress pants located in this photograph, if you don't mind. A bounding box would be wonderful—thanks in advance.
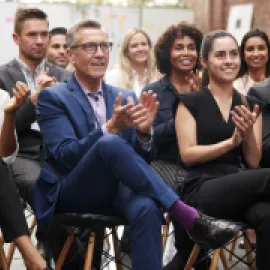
[55,134,179,270]
[187,169,270,270]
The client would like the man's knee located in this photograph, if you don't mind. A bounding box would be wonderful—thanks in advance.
[96,134,127,155]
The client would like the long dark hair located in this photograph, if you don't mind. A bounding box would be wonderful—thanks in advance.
[238,28,270,78]
[200,30,238,87]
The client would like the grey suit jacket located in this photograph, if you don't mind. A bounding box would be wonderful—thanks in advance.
[0,59,71,158]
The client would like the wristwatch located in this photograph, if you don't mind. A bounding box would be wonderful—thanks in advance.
[136,127,154,139]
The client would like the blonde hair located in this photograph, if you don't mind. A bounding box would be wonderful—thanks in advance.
[117,28,158,90]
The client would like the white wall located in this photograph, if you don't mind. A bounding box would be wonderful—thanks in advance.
[0,3,194,67]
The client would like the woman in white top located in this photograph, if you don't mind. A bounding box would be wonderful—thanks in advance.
[105,28,158,97]
[234,29,270,95]
[0,82,50,270]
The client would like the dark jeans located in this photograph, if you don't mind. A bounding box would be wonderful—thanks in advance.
[0,159,29,242]
[186,169,270,270]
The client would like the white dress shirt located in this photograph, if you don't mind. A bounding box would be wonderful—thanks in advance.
[16,58,46,131]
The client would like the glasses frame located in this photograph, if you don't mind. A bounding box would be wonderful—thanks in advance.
[71,41,113,54]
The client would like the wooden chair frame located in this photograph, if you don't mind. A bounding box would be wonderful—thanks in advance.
[55,226,125,270]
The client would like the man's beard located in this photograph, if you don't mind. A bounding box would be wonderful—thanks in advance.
[21,49,45,63]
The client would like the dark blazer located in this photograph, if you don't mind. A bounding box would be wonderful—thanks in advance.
[143,77,181,163]
[248,79,270,167]
[33,74,153,231]
[0,59,71,159]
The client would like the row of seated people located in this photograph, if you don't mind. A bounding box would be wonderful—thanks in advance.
[105,17,270,270]
[1,6,270,270]
[33,19,270,270]
[0,7,239,270]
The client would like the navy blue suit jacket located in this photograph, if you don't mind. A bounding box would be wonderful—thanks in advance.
[33,74,153,231]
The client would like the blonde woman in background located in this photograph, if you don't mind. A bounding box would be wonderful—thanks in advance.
[105,28,158,97]
[234,28,270,95]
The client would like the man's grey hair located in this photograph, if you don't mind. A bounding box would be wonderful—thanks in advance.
[67,20,102,48]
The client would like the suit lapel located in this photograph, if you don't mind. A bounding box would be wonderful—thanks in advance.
[7,59,27,87]
[66,74,96,127]
[103,82,117,120]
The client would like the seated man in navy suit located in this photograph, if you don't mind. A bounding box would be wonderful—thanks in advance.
[33,20,240,270]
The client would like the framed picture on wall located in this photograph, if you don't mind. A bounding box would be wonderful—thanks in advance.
[227,3,254,45]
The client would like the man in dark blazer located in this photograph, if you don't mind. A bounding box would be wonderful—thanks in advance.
[34,19,241,270]
[0,7,70,267]
[248,79,270,167]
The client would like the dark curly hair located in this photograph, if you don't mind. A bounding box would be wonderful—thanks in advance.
[155,21,203,76]
[238,28,270,78]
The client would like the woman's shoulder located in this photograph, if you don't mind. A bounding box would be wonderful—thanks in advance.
[143,77,169,92]
[178,87,208,101]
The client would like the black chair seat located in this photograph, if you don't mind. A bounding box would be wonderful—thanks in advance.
[55,213,129,229]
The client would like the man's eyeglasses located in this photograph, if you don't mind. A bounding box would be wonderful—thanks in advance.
[71,42,113,54]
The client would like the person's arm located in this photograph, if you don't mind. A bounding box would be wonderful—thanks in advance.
[37,88,106,170]
[175,102,241,166]
[231,105,262,168]
[154,118,175,145]
[241,113,262,168]
[142,84,175,145]
[0,83,29,161]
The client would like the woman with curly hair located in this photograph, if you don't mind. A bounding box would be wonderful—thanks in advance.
[234,28,270,95]
[105,27,158,97]
[143,22,208,270]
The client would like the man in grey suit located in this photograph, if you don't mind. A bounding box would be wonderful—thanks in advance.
[0,7,70,267]
[248,79,270,168]
[0,8,70,205]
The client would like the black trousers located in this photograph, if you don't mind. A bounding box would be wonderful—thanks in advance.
[261,140,270,168]
[185,168,270,270]
[0,159,29,242]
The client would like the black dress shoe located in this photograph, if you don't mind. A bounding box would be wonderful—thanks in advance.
[188,211,242,250]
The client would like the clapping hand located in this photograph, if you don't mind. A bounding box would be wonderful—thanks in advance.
[4,82,30,113]
[36,67,57,91]
[231,104,260,138]
[31,68,57,106]
[106,93,134,134]
[129,90,159,134]
[186,69,201,91]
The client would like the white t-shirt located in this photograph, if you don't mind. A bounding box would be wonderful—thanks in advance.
[0,90,19,164]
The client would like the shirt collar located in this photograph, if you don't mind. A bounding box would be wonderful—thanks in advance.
[74,74,103,98]
[16,57,46,76]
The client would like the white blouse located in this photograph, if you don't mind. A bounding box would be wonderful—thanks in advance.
[0,90,19,164]
[105,68,149,98]
[233,74,266,96]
